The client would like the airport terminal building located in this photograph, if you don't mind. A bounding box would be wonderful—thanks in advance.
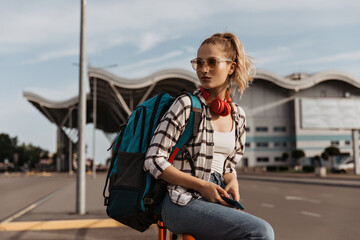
[236,70,360,167]
[24,68,360,170]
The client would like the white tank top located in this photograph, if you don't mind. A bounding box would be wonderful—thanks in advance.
[211,123,236,174]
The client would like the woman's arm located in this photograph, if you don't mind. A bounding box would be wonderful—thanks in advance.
[159,165,230,205]
[222,105,244,202]
[144,95,191,178]
[223,172,240,201]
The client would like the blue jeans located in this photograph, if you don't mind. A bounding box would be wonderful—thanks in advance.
[161,173,274,240]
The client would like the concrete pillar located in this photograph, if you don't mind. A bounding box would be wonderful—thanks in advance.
[352,129,360,175]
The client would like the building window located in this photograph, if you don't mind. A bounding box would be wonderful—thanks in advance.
[274,126,286,132]
[345,140,351,145]
[245,127,250,132]
[256,142,269,147]
[242,158,249,167]
[274,142,287,147]
[256,127,268,132]
[331,140,339,146]
[245,142,250,148]
[275,157,286,162]
[257,157,269,162]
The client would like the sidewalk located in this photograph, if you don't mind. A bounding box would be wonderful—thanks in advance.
[238,171,360,188]
[1,173,111,224]
[0,172,158,239]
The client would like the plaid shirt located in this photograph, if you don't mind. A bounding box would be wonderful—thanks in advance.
[144,89,246,205]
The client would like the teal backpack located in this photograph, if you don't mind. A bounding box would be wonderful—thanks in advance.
[103,92,202,232]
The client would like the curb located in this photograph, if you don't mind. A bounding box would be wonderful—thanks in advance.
[238,175,360,188]
[0,219,124,232]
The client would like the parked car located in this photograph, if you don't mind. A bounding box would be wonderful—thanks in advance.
[332,157,355,173]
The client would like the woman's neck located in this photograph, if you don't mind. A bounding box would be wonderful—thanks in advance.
[206,86,227,102]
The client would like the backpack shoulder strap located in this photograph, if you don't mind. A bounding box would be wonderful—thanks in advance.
[188,93,202,138]
[168,92,202,164]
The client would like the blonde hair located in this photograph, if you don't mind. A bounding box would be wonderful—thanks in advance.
[200,33,255,95]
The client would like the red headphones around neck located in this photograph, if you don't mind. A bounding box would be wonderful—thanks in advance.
[200,87,232,116]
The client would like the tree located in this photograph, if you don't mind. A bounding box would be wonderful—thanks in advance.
[321,151,329,166]
[281,152,289,162]
[313,155,321,167]
[291,149,305,167]
[321,151,328,161]
[0,133,17,162]
[16,143,43,169]
[1,132,49,170]
[324,146,340,169]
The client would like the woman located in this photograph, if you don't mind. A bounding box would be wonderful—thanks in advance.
[144,33,274,240]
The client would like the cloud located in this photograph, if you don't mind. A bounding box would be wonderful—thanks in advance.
[114,50,184,76]
[290,51,360,65]
[0,1,201,59]
[251,47,293,66]
[0,2,78,47]
[22,48,79,64]
[0,95,33,117]
[24,82,80,101]
[87,1,204,30]
[137,33,166,53]
[224,0,360,12]
[1,0,359,58]
[249,39,312,66]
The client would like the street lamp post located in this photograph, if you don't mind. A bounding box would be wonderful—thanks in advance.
[76,0,86,215]
[92,78,97,179]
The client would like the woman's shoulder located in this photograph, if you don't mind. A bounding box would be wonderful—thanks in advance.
[167,93,194,115]
[173,89,204,108]
[173,92,193,107]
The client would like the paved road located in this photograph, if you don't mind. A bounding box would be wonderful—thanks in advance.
[237,178,360,240]
[1,172,359,240]
[0,173,74,221]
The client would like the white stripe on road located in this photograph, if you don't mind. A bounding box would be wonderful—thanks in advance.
[301,211,321,218]
[1,185,68,224]
[1,204,38,224]
[285,196,320,203]
[261,203,275,208]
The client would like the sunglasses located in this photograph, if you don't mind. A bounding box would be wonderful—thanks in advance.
[190,57,233,71]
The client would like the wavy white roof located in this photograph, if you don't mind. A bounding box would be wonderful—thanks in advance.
[23,67,360,131]
[255,69,360,91]
[88,67,200,89]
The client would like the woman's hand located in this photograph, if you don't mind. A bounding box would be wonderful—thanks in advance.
[199,181,230,206]
[159,166,238,207]
[160,166,229,206]
[223,173,240,202]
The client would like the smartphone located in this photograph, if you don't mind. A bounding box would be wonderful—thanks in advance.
[221,196,245,210]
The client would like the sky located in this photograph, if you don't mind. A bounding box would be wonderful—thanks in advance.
[0,0,359,164]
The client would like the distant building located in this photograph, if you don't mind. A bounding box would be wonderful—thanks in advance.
[24,68,360,170]
[236,70,360,167]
